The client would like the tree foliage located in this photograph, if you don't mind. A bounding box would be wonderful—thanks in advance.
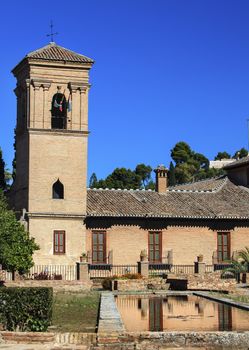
[0,191,39,274]
[214,151,231,160]
[233,147,248,159]
[89,173,98,188]
[168,161,176,186]
[171,142,193,164]
[0,148,6,191]
[170,141,216,184]
[91,164,153,190]
[90,142,247,189]
[135,164,152,188]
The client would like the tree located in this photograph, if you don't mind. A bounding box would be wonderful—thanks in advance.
[171,142,193,164]
[89,173,98,188]
[145,180,155,190]
[168,161,176,186]
[91,164,155,190]
[214,152,231,160]
[233,148,248,159]
[105,168,141,190]
[237,247,249,269]
[135,164,152,188]
[0,148,6,191]
[170,141,212,184]
[193,153,209,170]
[0,191,39,274]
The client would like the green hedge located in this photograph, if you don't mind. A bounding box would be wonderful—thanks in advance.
[0,287,53,331]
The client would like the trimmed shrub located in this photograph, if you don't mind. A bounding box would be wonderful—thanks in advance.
[102,278,113,290]
[0,287,53,331]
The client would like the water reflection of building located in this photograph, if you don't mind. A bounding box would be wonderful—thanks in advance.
[149,298,163,331]
[116,295,249,332]
[218,304,232,331]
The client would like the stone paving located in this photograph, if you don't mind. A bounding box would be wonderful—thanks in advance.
[98,291,125,333]
[0,346,89,349]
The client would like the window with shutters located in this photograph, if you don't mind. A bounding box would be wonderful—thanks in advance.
[92,231,106,263]
[148,231,162,263]
[54,231,65,254]
[217,232,230,262]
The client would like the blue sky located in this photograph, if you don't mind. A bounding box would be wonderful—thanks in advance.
[1,0,249,182]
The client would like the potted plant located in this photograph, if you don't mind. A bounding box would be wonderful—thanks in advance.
[80,252,87,263]
[197,254,204,263]
[140,249,148,262]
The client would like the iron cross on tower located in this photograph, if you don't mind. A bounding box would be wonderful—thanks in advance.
[47,21,58,42]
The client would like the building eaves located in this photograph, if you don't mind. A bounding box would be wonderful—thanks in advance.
[223,156,249,170]
[26,42,94,63]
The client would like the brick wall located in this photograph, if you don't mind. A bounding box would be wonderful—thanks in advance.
[87,225,249,265]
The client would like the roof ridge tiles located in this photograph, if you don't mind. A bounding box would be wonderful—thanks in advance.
[168,175,226,189]
[87,187,155,192]
[25,42,94,64]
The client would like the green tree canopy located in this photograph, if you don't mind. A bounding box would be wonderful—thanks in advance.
[0,148,6,191]
[89,173,98,188]
[135,164,152,188]
[171,142,193,164]
[214,151,231,160]
[104,168,141,189]
[0,191,39,274]
[91,164,154,190]
[233,148,248,159]
[170,141,225,184]
[168,161,176,186]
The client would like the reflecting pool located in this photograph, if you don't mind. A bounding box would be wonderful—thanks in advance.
[115,295,249,332]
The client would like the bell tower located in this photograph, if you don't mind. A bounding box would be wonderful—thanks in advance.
[10,42,94,264]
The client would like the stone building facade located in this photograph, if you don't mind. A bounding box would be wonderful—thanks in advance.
[9,42,249,267]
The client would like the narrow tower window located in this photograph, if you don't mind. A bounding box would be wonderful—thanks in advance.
[51,88,67,129]
[52,179,64,199]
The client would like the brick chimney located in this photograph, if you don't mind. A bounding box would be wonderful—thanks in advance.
[154,165,168,193]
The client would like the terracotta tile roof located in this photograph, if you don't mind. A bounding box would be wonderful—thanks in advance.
[87,177,249,219]
[26,42,94,63]
[223,156,249,170]
[168,176,227,192]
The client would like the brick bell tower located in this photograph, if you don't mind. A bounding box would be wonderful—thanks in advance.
[10,42,94,264]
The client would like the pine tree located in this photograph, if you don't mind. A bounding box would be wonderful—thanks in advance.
[168,161,176,186]
[0,148,6,191]
[89,173,98,188]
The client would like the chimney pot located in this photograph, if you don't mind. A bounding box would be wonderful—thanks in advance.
[154,165,168,193]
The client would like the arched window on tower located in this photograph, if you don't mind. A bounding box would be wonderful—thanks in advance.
[51,88,67,129]
[52,179,64,199]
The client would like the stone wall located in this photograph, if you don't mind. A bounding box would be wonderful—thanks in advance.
[97,331,249,349]
[187,272,237,292]
[113,278,170,292]
[4,280,92,293]
[112,273,236,292]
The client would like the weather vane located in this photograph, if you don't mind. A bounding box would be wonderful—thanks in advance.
[47,20,58,42]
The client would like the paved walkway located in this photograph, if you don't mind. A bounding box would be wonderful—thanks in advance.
[0,345,89,350]
[98,291,125,333]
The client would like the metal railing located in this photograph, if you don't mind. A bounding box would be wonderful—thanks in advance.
[214,264,233,271]
[89,264,138,279]
[26,264,77,281]
[205,265,214,273]
[0,270,13,281]
[149,264,195,275]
